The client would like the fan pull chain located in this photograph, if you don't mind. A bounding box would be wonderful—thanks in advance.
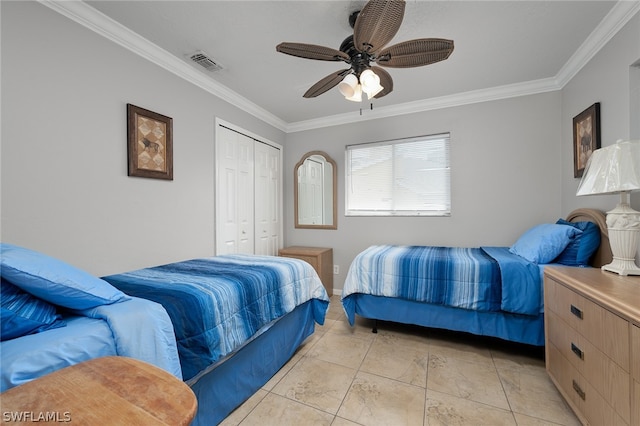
[359,103,374,116]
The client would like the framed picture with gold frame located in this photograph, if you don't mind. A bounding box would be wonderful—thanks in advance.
[127,104,173,180]
[573,102,600,178]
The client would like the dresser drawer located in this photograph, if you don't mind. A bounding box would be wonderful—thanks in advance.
[634,380,640,426]
[547,310,630,423]
[547,342,627,426]
[633,325,640,383]
[545,276,630,371]
[633,325,640,426]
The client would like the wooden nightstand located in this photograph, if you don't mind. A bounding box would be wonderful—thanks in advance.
[544,267,640,425]
[279,246,333,296]
[0,356,197,425]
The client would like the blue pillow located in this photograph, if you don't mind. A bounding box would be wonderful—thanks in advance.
[0,243,129,310]
[553,219,601,266]
[1,278,64,341]
[509,224,582,264]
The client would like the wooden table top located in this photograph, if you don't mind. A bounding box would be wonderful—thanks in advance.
[1,356,196,425]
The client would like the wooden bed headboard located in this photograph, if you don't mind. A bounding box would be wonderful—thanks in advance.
[565,208,612,268]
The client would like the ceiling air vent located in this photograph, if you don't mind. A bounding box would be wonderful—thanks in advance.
[187,50,223,72]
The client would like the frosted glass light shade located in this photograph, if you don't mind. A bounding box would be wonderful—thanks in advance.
[359,69,383,99]
[345,84,362,102]
[338,74,358,98]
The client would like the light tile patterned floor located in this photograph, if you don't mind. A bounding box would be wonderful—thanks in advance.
[220,296,581,426]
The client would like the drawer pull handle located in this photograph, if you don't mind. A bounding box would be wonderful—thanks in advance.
[572,380,586,400]
[570,304,583,319]
[571,343,584,360]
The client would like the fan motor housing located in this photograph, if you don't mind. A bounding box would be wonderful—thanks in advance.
[340,35,371,75]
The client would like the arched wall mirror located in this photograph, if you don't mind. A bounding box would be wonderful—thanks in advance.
[294,151,337,229]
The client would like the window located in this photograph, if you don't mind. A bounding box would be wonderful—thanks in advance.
[345,133,450,216]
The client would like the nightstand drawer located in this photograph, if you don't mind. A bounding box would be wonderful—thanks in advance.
[547,310,630,422]
[546,276,629,371]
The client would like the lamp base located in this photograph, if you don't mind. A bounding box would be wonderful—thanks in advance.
[603,201,640,276]
[601,258,640,276]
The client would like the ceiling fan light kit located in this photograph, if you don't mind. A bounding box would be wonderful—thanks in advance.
[338,74,359,98]
[338,71,383,102]
[346,84,363,103]
[359,69,384,99]
[276,0,454,102]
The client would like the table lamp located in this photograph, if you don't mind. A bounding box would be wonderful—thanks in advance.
[576,140,640,275]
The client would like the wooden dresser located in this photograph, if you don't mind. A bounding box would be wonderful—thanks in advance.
[544,267,640,425]
[279,246,333,296]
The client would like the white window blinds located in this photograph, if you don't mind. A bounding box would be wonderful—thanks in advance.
[346,133,451,216]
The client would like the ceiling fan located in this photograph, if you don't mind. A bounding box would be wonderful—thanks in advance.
[276,0,454,102]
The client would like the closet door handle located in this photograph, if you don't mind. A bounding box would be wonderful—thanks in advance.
[570,304,583,319]
[571,343,584,360]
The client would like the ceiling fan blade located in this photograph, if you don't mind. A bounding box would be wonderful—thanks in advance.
[376,38,454,68]
[303,69,351,98]
[276,42,350,62]
[370,66,393,98]
[353,0,406,54]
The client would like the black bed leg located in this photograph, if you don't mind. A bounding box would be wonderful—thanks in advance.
[372,320,378,334]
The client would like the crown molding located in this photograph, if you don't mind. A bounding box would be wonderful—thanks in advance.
[38,0,289,132]
[555,0,640,87]
[40,0,639,134]
[286,77,561,133]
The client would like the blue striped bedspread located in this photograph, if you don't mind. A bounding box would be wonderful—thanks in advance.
[102,254,329,381]
[342,245,543,325]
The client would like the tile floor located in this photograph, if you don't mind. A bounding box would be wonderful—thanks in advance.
[220,296,581,426]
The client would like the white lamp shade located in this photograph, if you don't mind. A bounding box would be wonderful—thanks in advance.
[576,140,640,275]
[576,140,640,196]
[338,74,358,98]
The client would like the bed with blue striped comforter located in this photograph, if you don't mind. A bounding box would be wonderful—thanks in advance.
[342,245,544,326]
[103,254,329,381]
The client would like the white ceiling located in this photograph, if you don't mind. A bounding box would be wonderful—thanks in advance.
[74,1,637,131]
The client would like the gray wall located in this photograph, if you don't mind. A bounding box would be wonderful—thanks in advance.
[284,93,563,290]
[561,12,640,215]
[1,2,285,276]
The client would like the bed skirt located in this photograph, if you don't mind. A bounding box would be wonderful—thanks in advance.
[188,300,317,425]
[343,294,544,346]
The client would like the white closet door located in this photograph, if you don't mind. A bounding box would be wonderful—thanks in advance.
[254,142,280,256]
[216,126,254,255]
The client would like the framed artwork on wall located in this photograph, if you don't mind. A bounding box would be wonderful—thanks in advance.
[573,102,600,178]
[127,104,173,180]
